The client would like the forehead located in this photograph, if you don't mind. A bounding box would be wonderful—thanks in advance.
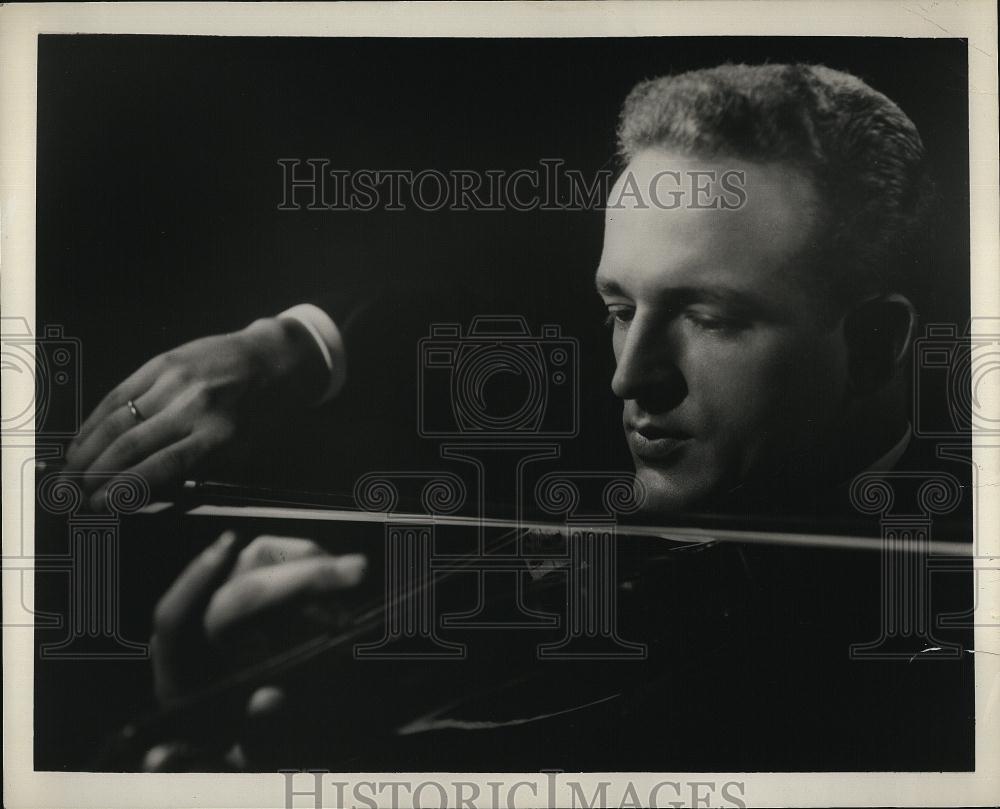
[598,149,821,299]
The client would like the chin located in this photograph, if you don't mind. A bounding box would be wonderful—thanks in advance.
[631,462,719,515]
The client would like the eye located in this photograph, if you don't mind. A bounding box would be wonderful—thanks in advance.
[685,311,746,334]
[603,304,635,329]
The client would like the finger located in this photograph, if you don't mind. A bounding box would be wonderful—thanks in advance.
[68,370,186,480]
[86,409,191,484]
[90,433,208,509]
[65,402,144,477]
[204,554,367,641]
[152,531,241,640]
[151,531,242,704]
[231,535,326,578]
[67,381,176,485]
[120,365,205,426]
[69,354,166,456]
[67,357,192,478]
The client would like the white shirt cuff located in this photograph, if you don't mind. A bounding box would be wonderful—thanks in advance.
[277,303,347,403]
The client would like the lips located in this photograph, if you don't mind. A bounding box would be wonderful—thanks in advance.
[626,423,693,462]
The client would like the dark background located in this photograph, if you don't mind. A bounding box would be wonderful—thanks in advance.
[34,35,971,770]
[37,35,971,423]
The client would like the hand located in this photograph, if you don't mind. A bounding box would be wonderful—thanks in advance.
[64,317,328,508]
[145,531,367,770]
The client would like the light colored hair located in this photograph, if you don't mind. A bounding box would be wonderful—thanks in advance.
[618,63,934,306]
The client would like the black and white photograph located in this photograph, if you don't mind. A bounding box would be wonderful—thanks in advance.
[2,2,998,808]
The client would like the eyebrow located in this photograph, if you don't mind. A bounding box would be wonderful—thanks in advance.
[595,275,766,311]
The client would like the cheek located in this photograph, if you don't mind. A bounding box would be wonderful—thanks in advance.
[682,331,846,430]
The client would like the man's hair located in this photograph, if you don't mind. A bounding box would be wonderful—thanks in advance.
[617,63,935,308]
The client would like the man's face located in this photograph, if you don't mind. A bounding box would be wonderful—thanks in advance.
[596,149,851,513]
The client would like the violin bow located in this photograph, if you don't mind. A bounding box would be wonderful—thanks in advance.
[145,478,974,557]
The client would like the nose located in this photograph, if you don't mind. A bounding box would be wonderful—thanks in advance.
[611,317,687,411]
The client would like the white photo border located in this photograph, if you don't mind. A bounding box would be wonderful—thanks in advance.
[2,2,997,807]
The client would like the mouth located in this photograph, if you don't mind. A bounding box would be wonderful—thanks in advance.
[626,424,693,462]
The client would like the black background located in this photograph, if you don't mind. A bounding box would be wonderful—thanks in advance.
[34,35,971,771]
[37,35,970,416]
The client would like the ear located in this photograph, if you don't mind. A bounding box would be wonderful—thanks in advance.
[842,293,917,395]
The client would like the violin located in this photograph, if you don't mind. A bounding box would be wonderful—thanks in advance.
[35,465,975,771]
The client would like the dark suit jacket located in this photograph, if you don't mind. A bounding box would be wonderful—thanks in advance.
[206,286,975,772]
